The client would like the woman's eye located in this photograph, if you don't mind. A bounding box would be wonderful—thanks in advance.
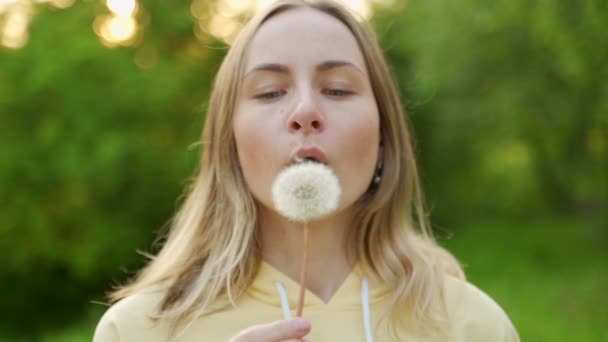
[254,90,286,100]
[323,89,353,97]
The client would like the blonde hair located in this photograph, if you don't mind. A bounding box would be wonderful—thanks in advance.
[110,0,464,339]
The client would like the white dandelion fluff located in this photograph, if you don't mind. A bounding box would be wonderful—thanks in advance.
[272,161,341,222]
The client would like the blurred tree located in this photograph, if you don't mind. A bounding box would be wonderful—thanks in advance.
[376,0,607,222]
[0,0,223,336]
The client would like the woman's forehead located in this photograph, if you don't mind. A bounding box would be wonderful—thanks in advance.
[244,8,367,74]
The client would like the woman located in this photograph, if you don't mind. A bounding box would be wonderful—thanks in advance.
[94,0,520,341]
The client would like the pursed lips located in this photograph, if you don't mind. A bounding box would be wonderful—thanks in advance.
[289,146,328,166]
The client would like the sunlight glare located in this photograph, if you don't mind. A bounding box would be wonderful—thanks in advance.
[218,0,244,18]
[226,0,252,13]
[95,14,137,46]
[198,0,395,44]
[0,0,18,15]
[1,5,30,49]
[106,0,136,17]
[209,14,239,41]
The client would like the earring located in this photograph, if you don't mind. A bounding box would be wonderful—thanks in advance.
[373,159,383,185]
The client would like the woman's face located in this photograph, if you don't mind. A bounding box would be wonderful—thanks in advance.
[233,8,380,218]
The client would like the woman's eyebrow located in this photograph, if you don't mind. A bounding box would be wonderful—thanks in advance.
[316,60,364,75]
[243,60,364,79]
[244,63,289,80]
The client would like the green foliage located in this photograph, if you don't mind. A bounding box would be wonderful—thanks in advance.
[0,0,606,340]
[376,0,608,222]
[0,0,224,336]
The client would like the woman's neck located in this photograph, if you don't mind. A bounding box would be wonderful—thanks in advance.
[258,206,355,303]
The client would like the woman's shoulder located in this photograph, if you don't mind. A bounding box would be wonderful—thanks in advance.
[443,275,520,342]
[93,287,168,342]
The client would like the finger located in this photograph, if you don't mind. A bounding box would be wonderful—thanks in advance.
[236,318,311,342]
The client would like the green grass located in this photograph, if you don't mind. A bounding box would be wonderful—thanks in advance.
[441,217,608,341]
[15,217,605,342]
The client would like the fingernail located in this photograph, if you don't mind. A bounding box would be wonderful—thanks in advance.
[293,318,310,333]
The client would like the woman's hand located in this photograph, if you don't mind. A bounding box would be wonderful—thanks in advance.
[228,318,312,342]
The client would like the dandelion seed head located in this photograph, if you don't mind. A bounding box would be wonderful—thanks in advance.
[271,162,341,222]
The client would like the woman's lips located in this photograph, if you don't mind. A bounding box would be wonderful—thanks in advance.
[290,146,328,165]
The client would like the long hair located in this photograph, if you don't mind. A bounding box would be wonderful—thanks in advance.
[110,0,464,339]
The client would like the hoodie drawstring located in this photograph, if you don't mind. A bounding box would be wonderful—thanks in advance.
[275,281,293,319]
[361,277,374,342]
[274,278,374,342]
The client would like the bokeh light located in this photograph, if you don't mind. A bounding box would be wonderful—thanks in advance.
[0,0,76,49]
[94,14,138,47]
[226,0,252,13]
[0,1,32,49]
[106,0,137,17]
[93,0,140,47]
[0,0,393,49]
[197,0,394,44]
[208,13,240,41]
[0,0,18,14]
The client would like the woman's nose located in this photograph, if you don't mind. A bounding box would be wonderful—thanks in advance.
[287,92,325,135]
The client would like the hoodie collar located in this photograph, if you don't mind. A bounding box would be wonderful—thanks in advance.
[246,260,388,309]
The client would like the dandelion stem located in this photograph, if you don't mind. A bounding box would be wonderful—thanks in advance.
[296,222,309,317]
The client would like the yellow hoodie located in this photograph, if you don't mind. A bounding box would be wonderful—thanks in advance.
[94,261,520,341]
